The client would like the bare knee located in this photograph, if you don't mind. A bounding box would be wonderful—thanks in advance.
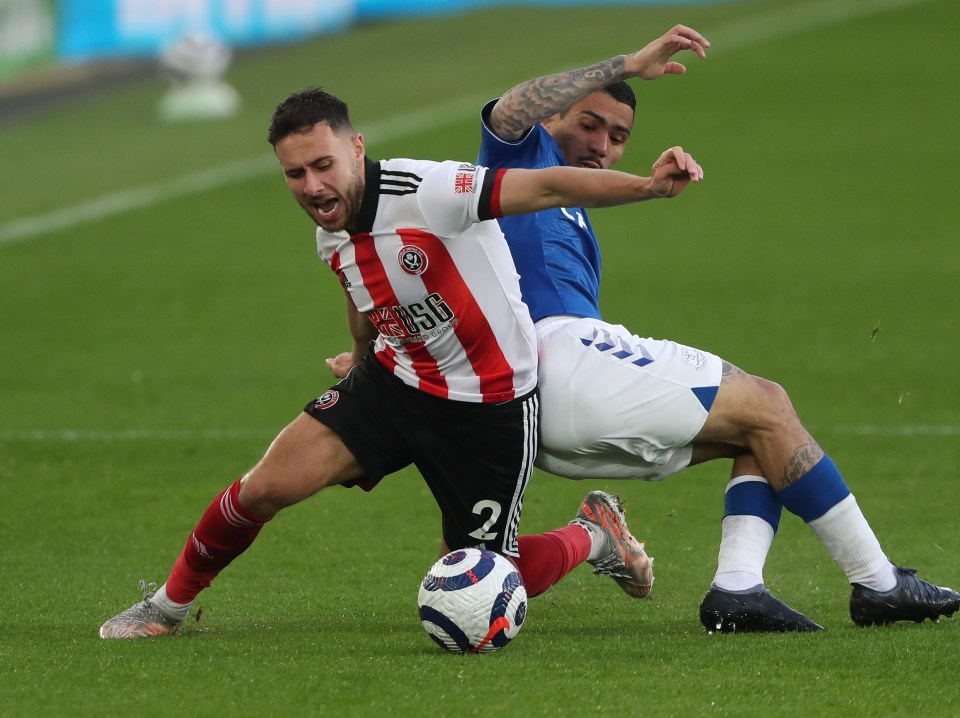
[699,365,805,445]
[238,471,305,518]
[239,457,349,518]
[698,364,824,488]
[237,413,364,517]
[750,376,800,432]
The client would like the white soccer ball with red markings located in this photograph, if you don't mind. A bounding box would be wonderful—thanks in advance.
[418,548,527,653]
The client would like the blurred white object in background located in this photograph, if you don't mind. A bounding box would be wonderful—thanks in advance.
[158,31,240,121]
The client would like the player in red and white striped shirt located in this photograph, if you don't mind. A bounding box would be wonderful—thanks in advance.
[317,156,535,404]
[98,87,700,638]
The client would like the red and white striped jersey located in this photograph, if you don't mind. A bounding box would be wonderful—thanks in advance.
[316,157,537,404]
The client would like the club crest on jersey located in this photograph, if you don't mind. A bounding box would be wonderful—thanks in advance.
[454,165,477,194]
[681,347,707,370]
[312,390,339,410]
[398,245,428,275]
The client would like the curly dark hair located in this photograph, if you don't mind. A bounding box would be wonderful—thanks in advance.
[267,87,354,146]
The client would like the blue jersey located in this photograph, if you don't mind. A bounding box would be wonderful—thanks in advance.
[477,99,602,322]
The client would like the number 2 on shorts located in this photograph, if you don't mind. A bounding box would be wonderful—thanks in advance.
[467,500,501,541]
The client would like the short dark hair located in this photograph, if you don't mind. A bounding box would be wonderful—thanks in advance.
[602,81,636,113]
[267,87,354,146]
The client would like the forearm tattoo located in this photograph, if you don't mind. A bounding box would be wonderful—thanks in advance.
[493,56,627,138]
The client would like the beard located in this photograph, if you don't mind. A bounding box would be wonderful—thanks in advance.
[308,166,365,234]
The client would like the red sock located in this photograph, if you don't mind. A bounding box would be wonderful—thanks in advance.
[514,525,591,597]
[165,479,271,604]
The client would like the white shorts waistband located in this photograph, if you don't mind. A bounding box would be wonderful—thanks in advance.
[534,315,580,340]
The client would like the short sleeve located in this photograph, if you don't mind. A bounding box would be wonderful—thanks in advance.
[416,160,506,238]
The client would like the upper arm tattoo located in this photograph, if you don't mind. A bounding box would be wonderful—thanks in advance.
[721,360,744,377]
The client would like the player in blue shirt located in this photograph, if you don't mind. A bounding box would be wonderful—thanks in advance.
[475,25,958,631]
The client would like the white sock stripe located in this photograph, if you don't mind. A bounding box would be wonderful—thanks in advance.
[219,489,261,528]
[724,474,769,492]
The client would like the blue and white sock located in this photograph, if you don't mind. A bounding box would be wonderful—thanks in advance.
[776,455,896,591]
[713,475,781,592]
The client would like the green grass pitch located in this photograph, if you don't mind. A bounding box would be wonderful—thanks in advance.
[2,0,959,715]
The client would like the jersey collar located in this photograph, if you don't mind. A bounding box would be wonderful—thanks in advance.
[350,156,381,235]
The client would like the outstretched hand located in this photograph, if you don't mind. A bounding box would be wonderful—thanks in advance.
[650,146,703,198]
[626,25,710,80]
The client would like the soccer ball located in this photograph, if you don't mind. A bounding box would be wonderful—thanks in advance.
[418,548,527,653]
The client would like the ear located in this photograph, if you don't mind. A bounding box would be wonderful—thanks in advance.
[353,133,365,162]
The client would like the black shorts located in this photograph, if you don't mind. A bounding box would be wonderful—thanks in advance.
[304,352,538,557]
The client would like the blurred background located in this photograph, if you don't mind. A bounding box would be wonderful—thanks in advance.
[1,0,663,122]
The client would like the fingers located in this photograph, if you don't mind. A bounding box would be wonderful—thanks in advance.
[629,24,710,80]
[660,146,704,181]
[650,145,704,197]
[669,24,711,49]
[686,153,704,181]
[663,24,710,59]
[663,61,687,76]
[673,146,704,181]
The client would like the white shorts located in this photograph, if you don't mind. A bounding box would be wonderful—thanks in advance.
[535,316,723,480]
